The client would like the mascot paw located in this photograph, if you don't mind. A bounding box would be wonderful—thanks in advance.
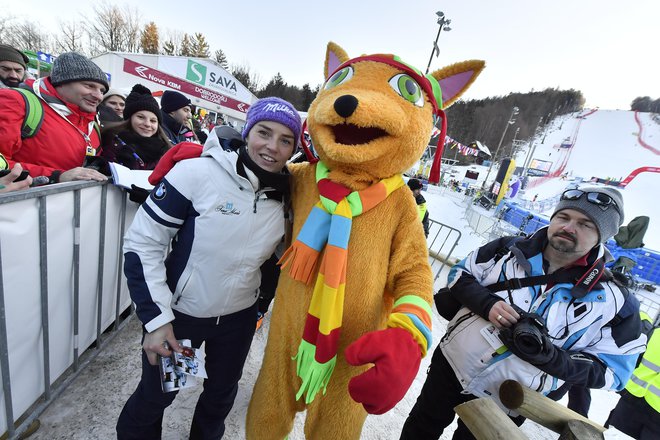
[344,327,421,414]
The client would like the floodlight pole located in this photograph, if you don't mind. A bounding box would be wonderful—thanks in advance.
[425,12,452,75]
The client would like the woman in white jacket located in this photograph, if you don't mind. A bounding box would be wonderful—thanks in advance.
[116,97,302,440]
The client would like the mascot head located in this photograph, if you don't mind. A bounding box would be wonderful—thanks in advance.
[305,42,484,186]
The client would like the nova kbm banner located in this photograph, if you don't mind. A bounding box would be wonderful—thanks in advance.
[158,58,254,105]
[122,58,250,113]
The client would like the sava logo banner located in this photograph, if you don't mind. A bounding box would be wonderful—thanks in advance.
[123,59,250,113]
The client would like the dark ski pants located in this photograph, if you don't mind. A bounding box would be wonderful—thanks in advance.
[546,383,592,417]
[605,391,660,440]
[116,303,257,440]
[400,347,524,440]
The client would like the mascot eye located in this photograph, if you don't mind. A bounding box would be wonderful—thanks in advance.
[389,74,424,107]
[324,66,354,90]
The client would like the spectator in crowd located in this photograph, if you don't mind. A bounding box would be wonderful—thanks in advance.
[400,186,646,440]
[101,84,170,170]
[606,311,659,439]
[116,97,302,439]
[0,44,28,89]
[98,88,126,124]
[0,157,32,194]
[0,52,108,183]
[407,178,430,237]
[160,90,194,144]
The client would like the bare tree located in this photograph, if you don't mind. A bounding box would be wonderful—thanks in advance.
[122,4,142,53]
[7,20,51,52]
[0,15,15,44]
[161,28,183,56]
[85,2,127,54]
[56,19,86,54]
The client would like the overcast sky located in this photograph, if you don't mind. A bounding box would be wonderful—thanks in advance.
[4,0,659,110]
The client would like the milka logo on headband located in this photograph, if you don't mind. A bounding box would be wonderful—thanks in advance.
[263,103,296,116]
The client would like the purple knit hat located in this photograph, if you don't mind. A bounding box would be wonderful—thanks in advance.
[242,97,302,146]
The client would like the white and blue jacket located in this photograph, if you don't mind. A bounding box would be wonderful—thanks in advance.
[439,228,646,412]
[123,144,286,332]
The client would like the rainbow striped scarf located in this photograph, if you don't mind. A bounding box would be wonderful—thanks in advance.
[279,161,404,403]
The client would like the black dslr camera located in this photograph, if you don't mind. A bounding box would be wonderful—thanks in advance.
[508,307,549,356]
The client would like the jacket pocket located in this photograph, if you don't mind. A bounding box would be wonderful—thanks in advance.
[174,267,195,305]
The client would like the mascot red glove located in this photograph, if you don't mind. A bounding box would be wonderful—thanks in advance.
[344,327,421,415]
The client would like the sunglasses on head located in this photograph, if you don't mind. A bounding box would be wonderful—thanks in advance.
[561,189,620,214]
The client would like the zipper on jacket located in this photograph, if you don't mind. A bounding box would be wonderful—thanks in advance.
[174,293,182,305]
[442,311,475,342]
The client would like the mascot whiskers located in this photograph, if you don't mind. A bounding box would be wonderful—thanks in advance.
[246,42,484,439]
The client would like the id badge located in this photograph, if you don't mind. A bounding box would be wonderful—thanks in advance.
[480,323,506,351]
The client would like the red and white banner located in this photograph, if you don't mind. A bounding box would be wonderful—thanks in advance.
[122,59,249,113]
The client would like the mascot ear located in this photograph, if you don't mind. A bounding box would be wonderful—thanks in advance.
[325,42,350,80]
[431,60,485,109]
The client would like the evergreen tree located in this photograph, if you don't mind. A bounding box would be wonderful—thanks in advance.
[179,33,193,56]
[214,49,229,69]
[191,32,210,58]
[231,64,260,95]
[258,73,286,98]
[300,83,317,111]
[140,22,159,54]
[162,39,175,55]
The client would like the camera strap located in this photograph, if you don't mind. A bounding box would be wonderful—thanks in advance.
[486,259,605,298]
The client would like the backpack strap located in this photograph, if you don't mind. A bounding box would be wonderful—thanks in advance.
[13,87,45,139]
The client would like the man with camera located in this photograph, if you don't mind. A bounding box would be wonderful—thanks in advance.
[400,186,647,440]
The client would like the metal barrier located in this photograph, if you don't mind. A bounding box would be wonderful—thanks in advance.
[0,182,136,439]
[426,218,461,284]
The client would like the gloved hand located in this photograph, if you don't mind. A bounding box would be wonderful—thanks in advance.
[149,142,203,185]
[498,327,556,366]
[128,184,150,204]
[344,328,421,415]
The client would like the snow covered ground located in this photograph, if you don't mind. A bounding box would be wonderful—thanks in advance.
[29,109,657,439]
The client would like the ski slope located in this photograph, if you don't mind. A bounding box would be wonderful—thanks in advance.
[451,109,660,250]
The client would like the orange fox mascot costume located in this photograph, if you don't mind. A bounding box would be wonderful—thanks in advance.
[245,42,484,439]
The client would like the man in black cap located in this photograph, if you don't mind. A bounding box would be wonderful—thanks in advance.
[0,44,28,89]
[407,178,430,237]
[401,185,647,440]
[0,52,109,183]
[160,90,193,144]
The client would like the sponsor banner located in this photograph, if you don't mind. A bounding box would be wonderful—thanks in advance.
[158,57,253,104]
[122,58,249,113]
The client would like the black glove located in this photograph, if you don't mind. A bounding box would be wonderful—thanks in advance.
[128,184,150,204]
[498,327,555,366]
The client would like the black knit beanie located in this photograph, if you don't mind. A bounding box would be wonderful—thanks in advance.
[161,90,191,113]
[123,84,162,124]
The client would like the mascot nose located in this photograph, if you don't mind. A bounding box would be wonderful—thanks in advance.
[334,95,359,118]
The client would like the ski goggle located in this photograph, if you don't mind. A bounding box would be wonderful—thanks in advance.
[561,189,621,214]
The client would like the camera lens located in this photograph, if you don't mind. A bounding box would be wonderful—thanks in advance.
[513,324,544,356]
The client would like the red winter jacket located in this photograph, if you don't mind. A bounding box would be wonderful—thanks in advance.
[0,78,101,178]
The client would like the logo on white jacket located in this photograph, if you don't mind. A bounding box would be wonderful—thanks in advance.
[154,182,166,200]
[216,201,240,215]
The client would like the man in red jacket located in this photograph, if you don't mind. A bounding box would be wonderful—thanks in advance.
[0,52,110,183]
